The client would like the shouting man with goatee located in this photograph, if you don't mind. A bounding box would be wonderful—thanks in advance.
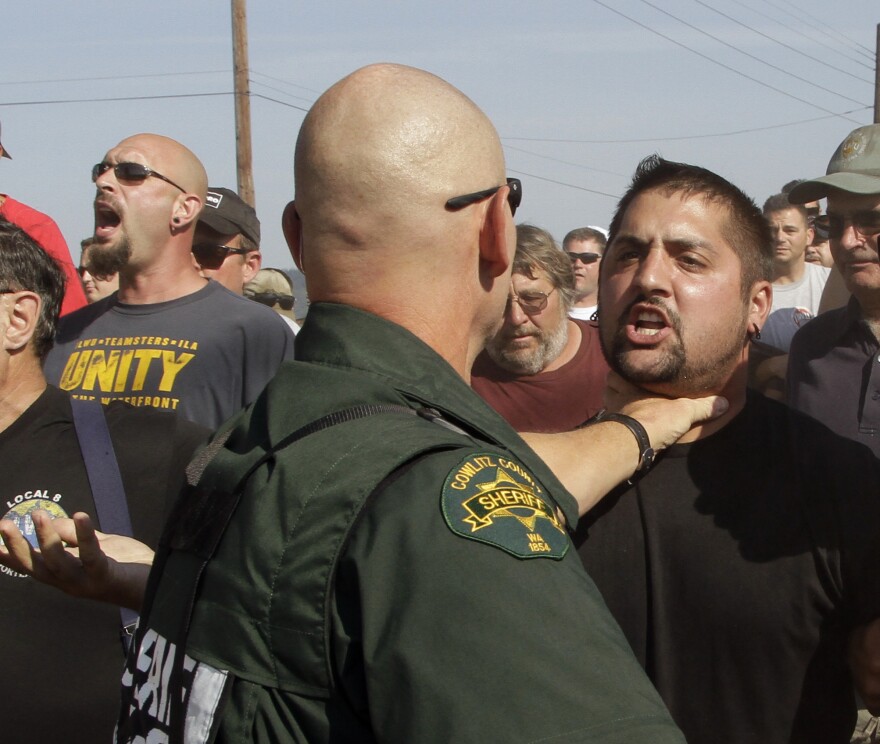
[43,134,294,428]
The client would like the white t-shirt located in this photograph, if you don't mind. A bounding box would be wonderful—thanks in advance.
[762,263,831,352]
[569,305,597,321]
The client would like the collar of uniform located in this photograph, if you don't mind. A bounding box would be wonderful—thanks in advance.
[295,302,580,527]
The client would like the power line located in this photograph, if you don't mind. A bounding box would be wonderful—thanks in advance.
[729,0,874,70]
[0,70,229,87]
[508,169,620,199]
[0,92,232,107]
[249,93,310,112]
[691,0,873,85]
[636,0,866,106]
[248,79,314,105]
[761,0,875,59]
[588,0,862,124]
[502,106,870,143]
[502,144,627,177]
[250,70,322,96]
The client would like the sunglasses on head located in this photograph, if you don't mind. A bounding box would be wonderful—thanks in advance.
[245,291,295,311]
[567,252,601,264]
[446,178,522,217]
[92,161,186,193]
[815,211,880,240]
[192,243,251,270]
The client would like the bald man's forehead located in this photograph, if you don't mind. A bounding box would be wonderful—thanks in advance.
[104,134,207,199]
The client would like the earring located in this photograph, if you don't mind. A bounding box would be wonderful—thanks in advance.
[752,325,761,341]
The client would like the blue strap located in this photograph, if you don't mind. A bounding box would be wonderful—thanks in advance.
[69,398,139,651]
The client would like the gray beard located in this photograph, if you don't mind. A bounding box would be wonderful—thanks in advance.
[487,318,569,376]
[89,236,132,278]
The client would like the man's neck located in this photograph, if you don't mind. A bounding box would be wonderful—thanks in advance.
[118,263,208,304]
[0,366,47,435]
[773,258,806,286]
[572,292,597,309]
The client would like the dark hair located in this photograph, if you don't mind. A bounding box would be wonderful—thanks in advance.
[606,155,773,296]
[762,192,809,222]
[0,219,66,360]
[514,224,575,309]
[562,226,607,251]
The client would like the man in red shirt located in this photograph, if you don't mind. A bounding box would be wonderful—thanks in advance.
[0,121,87,316]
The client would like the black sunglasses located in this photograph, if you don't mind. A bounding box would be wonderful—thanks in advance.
[567,252,601,264]
[192,243,251,270]
[815,211,880,240]
[245,291,294,311]
[446,178,522,217]
[92,162,187,193]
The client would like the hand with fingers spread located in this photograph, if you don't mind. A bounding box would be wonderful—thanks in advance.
[0,510,153,611]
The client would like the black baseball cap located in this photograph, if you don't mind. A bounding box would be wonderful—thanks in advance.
[199,188,260,246]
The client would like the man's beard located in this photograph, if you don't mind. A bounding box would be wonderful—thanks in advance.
[487,316,569,376]
[89,235,132,279]
[600,296,747,395]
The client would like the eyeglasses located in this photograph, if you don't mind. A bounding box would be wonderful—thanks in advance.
[77,265,91,278]
[446,178,522,217]
[567,252,601,265]
[92,162,187,193]
[245,291,295,311]
[507,287,554,315]
[192,243,251,270]
[815,211,880,240]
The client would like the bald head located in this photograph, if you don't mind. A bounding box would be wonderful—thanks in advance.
[107,133,208,202]
[294,64,506,258]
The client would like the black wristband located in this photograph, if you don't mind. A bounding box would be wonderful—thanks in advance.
[591,409,655,473]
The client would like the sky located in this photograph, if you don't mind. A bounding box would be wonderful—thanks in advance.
[0,0,877,274]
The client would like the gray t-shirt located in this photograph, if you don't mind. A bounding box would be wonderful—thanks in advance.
[44,281,295,429]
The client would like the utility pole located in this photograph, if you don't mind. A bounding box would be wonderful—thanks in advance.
[231,0,255,205]
[875,23,880,124]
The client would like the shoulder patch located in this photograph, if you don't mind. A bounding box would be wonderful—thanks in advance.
[441,452,568,559]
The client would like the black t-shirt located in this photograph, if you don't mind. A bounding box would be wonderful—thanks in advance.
[0,385,207,744]
[576,392,880,744]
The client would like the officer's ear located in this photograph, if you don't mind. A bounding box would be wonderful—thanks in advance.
[477,184,514,280]
[3,291,39,353]
[282,201,304,272]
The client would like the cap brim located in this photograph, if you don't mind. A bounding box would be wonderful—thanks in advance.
[0,146,11,160]
[789,172,880,203]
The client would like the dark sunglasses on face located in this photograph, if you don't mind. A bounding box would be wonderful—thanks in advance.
[92,161,187,193]
[815,211,880,240]
[446,178,522,217]
[192,243,251,270]
[245,291,295,311]
[567,252,601,265]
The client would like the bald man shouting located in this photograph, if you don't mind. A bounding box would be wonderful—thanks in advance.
[43,134,294,428]
[113,66,722,743]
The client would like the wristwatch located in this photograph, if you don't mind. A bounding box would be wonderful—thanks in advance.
[591,409,655,472]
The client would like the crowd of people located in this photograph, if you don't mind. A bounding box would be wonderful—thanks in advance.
[0,63,878,744]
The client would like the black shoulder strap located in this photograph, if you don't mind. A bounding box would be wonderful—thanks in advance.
[69,398,139,651]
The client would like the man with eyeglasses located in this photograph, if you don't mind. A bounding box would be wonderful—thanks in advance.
[787,125,880,460]
[102,64,728,743]
[562,225,607,320]
[43,134,294,429]
[472,224,609,431]
[194,187,263,294]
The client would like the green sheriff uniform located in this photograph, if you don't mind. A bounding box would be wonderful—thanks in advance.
[116,303,684,744]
